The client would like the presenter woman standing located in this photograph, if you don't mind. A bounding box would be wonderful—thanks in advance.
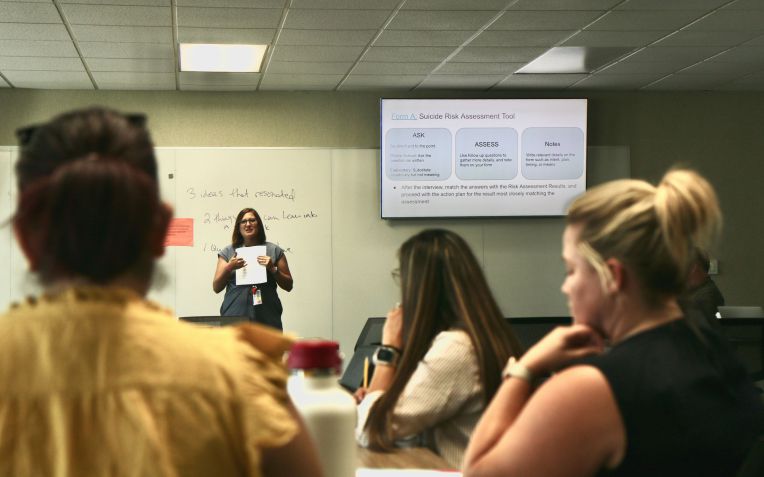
[213,208,293,330]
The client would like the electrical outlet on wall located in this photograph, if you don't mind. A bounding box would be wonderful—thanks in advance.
[708,258,719,275]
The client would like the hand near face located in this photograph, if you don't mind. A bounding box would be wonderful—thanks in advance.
[227,254,247,272]
[382,305,403,349]
[520,324,604,375]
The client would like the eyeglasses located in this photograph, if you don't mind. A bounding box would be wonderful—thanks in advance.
[240,219,258,225]
[15,113,147,146]
[391,268,401,285]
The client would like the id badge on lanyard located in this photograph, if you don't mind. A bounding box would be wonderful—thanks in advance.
[252,286,262,306]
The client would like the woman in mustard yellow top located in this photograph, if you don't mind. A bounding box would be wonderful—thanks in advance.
[1,108,322,477]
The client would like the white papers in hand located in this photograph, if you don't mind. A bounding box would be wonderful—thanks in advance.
[235,245,267,285]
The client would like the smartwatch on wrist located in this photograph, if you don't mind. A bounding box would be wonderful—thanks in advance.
[502,356,535,384]
[372,345,401,367]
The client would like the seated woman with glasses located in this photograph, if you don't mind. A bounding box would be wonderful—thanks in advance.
[355,229,524,469]
[463,169,764,477]
[1,108,321,477]
[213,207,293,330]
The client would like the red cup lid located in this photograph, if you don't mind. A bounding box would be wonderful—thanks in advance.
[287,340,342,370]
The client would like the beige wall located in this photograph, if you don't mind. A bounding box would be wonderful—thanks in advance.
[2,88,763,308]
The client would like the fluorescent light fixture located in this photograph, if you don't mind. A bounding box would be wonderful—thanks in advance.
[517,47,631,74]
[179,43,267,73]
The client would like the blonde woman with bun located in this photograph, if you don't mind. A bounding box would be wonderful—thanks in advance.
[464,170,763,477]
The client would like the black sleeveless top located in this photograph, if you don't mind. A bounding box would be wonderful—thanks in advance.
[579,317,764,477]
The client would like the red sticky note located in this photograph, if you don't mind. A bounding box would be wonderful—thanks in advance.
[165,218,194,247]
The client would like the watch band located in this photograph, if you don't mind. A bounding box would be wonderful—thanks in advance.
[502,357,535,383]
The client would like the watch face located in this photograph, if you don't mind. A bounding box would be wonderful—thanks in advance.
[376,347,396,363]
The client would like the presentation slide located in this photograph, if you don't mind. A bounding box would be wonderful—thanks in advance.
[380,99,587,218]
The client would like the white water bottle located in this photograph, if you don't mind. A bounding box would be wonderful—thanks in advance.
[287,340,356,477]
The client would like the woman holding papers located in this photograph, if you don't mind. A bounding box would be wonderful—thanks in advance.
[2,107,321,477]
[213,207,293,330]
[463,170,764,477]
[356,229,523,469]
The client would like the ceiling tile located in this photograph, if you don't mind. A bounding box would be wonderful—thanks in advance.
[79,42,175,59]
[179,0,285,7]
[266,61,352,74]
[725,0,764,9]
[0,56,84,71]
[597,61,681,76]
[615,0,729,10]
[180,83,256,91]
[60,1,171,5]
[742,35,764,46]
[716,72,764,91]
[644,73,736,90]
[363,46,453,62]
[338,74,424,90]
[93,71,176,90]
[563,30,668,47]
[177,7,282,28]
[4,70,93,89]
[0,40,78,57]
[655,30,761,47]
[0,2,61,23]
[709,46,764,64]
[72,25,172,43]
[284,9,390,29]
[269,45,363,62]
[437,62,522,75]
[375,30,472,47]
[178,27,274,44]
[403,0,508,9]
[179,71,260,86]
[387,11,497,30]
[417,74,504,89]
[689,9,764,31]
[678,61,763,77]
[625,46,728,63]
[496,73,588,89]
[278,29,376,46]
[352,62,438,75]
[451,47,546,63]
[291,0,399,8]
[88,58,175,73]
[0,23,70,41]
[62,4,172,26]
[259,73,342,90]
[178,27,276,45]
[509,0,620,9]
[472,30,576,47]
[570,73,664,89]
[587,10,704,31]
[490,11,604,30]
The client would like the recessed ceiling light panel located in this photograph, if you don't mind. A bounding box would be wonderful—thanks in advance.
[179,43,267,73]
[517,46,632,74]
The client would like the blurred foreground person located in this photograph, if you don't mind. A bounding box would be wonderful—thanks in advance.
[464,170,763,477]
[1,108,322,477]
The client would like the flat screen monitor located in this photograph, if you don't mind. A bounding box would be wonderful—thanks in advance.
[380,98,587,218]
[179,316,248,327]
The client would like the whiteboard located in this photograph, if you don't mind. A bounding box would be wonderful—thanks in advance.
[152,148,333,340]
[0,146,629,358]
